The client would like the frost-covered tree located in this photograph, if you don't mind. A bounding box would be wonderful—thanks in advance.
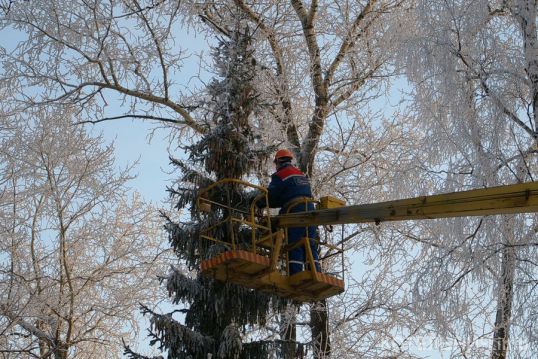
[398,1,538,358]
[1,1,417,357]
[128,26,295,359]
[0,107,166,359]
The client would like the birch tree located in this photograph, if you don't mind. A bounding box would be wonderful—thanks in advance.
[399,1,538,357]
[0,107,166,359]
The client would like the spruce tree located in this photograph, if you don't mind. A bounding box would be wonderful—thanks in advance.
[127,25,297,359]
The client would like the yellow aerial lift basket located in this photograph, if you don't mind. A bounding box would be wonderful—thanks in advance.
[197,179,345,302]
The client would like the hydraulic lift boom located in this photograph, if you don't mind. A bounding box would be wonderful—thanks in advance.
[274,182,538,227]
[198,180,538,301]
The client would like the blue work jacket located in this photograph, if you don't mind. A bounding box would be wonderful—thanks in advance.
[263,163,313,210]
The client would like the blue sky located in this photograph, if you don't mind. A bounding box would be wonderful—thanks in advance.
[96,119,174,203]
[96,33,211,205]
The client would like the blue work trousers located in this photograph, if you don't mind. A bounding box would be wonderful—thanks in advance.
[282,202,321,274]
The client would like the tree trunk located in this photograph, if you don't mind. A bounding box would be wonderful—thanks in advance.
[280,307,297,359]
[301,143,331,359]
[511,0,538,132]
[311,299,331,358]
[491,245,516,359]
[53,342,68,359]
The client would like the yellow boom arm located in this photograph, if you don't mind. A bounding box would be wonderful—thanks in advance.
[275,182,538,227]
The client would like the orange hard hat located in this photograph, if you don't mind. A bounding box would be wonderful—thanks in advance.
[274,149,294,163]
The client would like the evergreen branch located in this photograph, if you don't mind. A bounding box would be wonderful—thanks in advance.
[165,266,203,303]
[140,304,216,356]
[122,338,164,359]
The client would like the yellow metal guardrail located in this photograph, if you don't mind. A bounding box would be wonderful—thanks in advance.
[197,179,346,301]
[197,178,273,252]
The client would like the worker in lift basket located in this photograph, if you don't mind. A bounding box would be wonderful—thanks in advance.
[257,149,321,275]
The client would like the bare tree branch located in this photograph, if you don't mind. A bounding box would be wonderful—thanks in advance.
[75,114,188,126]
